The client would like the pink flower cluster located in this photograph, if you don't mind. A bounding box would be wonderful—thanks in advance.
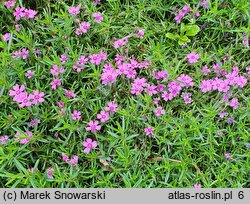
[82,138,97,154]
[174,5,190,24]
[9,84,45,108]
[50,64,65,89]
[12,48,29,59]
[13,7,37,20]
[89,50,107,65]
[101,55,150,85]
[14,131,32,144]
[154,70,169,80]
[85,101,118,133]
[62,153,78,165]
[76,22,91,35]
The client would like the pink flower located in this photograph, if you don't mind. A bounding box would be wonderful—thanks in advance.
[57,101,64,107]
[50,65,64,76]
[13,7,25,20]
[24,9,37,19]
[194,12,200,18]
[182,6,190,14]
[4,0,16,8]
[47,167,54,179]
[0,136,9,144]
[186,52,200,64]
[194,184,202,188]
[153,106,165,117]
[69,156,78,165]
[29,118,41,128]
[144,127,154,136]
[15,24,21,32]
[60,54,67,64]
[104,102,118,113]
[174,10,185,24]
[89,54,102,65]
[62,153,69,162]
[68,5,81,15]
[9,84,26,99]
[114,38,129,49]
[29,90,44,105]
[79,22,91,33]
[21,48,29,59]
[92,12,103,23]
[19,131,32,144]
[20,137,30,144]
[28,168,34,173]
[145,84,157,96]
[50,79,62,89]
[17,92,33,108]
[97,110,110,123]
[64,89,76,99]
[72,110,81,120]
[25,70,35,78]
[137,29,144,39]
[85,120,101,133]
[199,80,213,93]
[82,138,97,154]
[229,98,238,110]
[3,33,11,42]
[224,153,231,160]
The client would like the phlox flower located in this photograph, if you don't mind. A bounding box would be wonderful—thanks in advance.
[50,79,62,90]
[9,84,25,99]
[85,120,101,133]
[29,90,44,105]
[47,167,54,179]
[153,106,165,117]
[72,110,81,120]
[64,89,76,99]
[144,127,154,137]
[4,0,16,8]
[82,138,97,154]
[97,110,110,123]
[104,101,118,113]
[50,65,64,76]
[137,29,144,39]
[25,70,35,78]
[186,52,200,64]
[69,156,78,165]
[224,153,231,160]
[3,33,11,42]
[92,12,103,23]
[62,153,69,162]
[194,184,202,188]
[60,54,68,64]
[0,136,9,144]
[114,38,129,49]
[229,98,238,110]
[68,5,81,15]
